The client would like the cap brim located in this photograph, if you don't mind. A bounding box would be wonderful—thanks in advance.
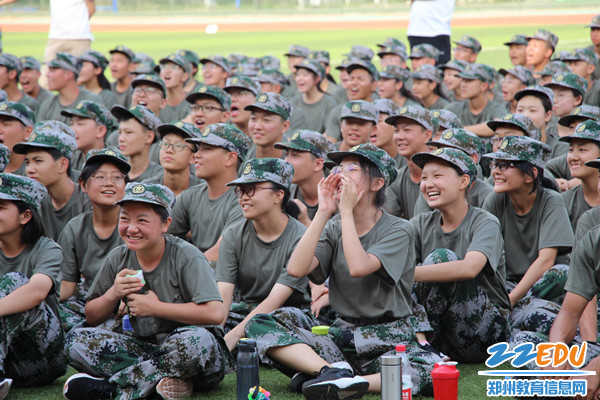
[274,141,323,158]
[115,197,169,211]
[558,114,591,127]
[132,79,165,94]
[85,154,131,174]
[385,114,426,129]
[60,109,89,119]
[327,150,371,165]
[482,151,520,161]
[109,50,133,60]
[111,105,135,121]
[0,110,28,126]
[486,120,525,133]
[0,192,21,204]
[585,159,600,169]
[12,142,55,155]
[226,176,269,186]
[186,134,237,155]
[157,124,192,139]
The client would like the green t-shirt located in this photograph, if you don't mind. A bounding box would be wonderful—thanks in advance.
[545,153,571,180]
[564,224,600,301]
[37,88,103,124]
[291,93,337,134]
[99,88,118,109]
[324,103,343,142]
[39,184,90,241]
[290,183,318,221]
[332,85,348,105]
[311,212,416,320]
[110,82,131,108]
[561,185,592,233]
[482,189,574,280]
[35,87,53,107]
[285,107,307,140]
[394,153,406,169]
[413,178,493,216]
[88,234,222,337]
[57,209,122,291]
[70,150,86,172]
[142,171,203,191]
[584,80,600,107]
[130,161,163,182]
[159,101,190,124]
[426,96,449,111]
[410,207,510,309]
[546,122,568,159]
[168,183,244,252]
[444,99,506,126]
[574,207,600,241]
[384,164,421,220]
[216,217,310,307]
[19,92,39,113]
[0,236,62,318]
[586,45,600,81]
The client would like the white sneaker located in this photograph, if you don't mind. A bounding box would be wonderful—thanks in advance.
[0,379,12,400]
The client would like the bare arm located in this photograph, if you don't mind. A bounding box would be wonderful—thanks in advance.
[548,291,588,345]
[204,236,223,262]
[414,251,488,282]
[217,281,235,325]
[86,0,95,17]
[509,247,558,308]
[465,123,495,138]
[0,274,53,317]
[578,295,598,342]
[0,0,19,6]
[60,281,78,302]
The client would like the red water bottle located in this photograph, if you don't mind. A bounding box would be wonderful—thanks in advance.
[431,361,459,400]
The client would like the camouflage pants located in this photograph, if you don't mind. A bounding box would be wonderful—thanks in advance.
[59,282,87,332]
[413,249,511,363]
[0,272,67,387]
[224,301,257,333]
[66,325,232,400]
[245,306,440,396]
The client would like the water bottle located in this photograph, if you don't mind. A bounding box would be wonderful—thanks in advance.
[237,338,259,400]
[396,344,412,400]
[380,355,402,400]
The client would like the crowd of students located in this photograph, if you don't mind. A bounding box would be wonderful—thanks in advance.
[1,14,600,400]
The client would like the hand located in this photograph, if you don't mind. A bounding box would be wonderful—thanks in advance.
[311,292,330,318]
[126,290,160,318]
[338,176,363,213]
[317,174,341,215]
[556,178,569,192]
[113,269,144,299]
[224,326,244,352]
[310,283,329,303]
[292,199,311,227]
[576,357,600,400]
[116,300,128,317]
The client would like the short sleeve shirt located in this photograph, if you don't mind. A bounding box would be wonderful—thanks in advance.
[312,212,416,320]
[290,184,319,221]
[410,207,510,309]
[159,101,190,124]
[561,185,592,233]
[87,234,221,337]
[545,153,571,180]
[384,164,421,220]
[444,99,506,126]
[37,88,103,124]
[168,183,244,252]
[130,161,163,182]
[216,217,310,306]
[575,207,600,241]
[482,189,574,280]
[111,82,132,108]
[39,184,91,241]
[564,225,600,301]
[142,172,203,192]
[413,178,493,215]
[291,93,338,134]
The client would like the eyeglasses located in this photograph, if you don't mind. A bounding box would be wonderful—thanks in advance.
[490,160,519,171]
[190,104,225,114]
[331,163,361,175]
[160,63,182,72]
[132,87,161,96]
[233,185,277,198]
[491,136,503,145]
[228,89,253,98]
[90,174,126,186]
[159,141,195,152]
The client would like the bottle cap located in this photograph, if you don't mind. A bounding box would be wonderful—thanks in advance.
[311,325,330,335]
[396,344,406,352]
[122,315,133,331]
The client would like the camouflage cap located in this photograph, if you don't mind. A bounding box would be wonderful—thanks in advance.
[61,100,116,129]
[386,105,434,132]
[186,84,232,110]
[482,135,551,170]
[200,55,232,74]
[423,248,459,265]
[0,101,35,127]
[255,69,289,86]
[558,105,600,127]
[552,50,572,62]
[559,120,600,145]
[0,91,6,103]
[544,72,589,98]
[487,113,542,141]
[439,59,469,73]
[157,120,202,141]
[177,49,199,68]
[274,130,334,159]
[540,60,571,77]
[20,56,41,71]
[328,143,398,185]
[503,34,528,46]
[379,65,411,82]
[335,56,353,71]
[224,76,261,96]
[344,45,374,61]
[111,105,162,136]
[131,74,166,96]
[258,55,281,70]
[227,158,295,191]
[412,65,442,83]
[133,52,154,64]
[133,60,157,75]
[284,45,311,58]
[514,85,554,107]
[307,50,330,65]
[33,120,76,138]
[453,34,482,54]
[412,147,477,181]
[227,53,247,69]
[244,92,292,121]
[457,63,493,83]
[0,53,21,73]
[159,53,191,74]
[427,128,485,156]
[377,45,408,60]
[376,37,407,52]
[234,62,260,77]
[13,127,77,159]
[587,14,600,29]
[373,98,400,117]
[116,182,176,214]
[0,173,48,211]
[84,148,131,174]
[0,144,9,173]
[79,50,109,70]
[499,65,535,86]
[295,59,325,81]
[340,100,379,124]
[109,45,135,61]
[562,48,599,66]
[187,123,250,159]
[430,109,463,130]
[526,29,559,51]
[346,59,379,81]
[410,44,440,61]
[47,52,81,76]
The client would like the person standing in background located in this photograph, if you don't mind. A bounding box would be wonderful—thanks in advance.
[407,0,456,65]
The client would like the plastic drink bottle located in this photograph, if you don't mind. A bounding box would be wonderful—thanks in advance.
[396,344,412,400]
[431,361,460,400]
[237,338,259,400]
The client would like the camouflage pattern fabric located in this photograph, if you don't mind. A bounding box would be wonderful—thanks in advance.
[386,105,434,132]
[111,105,162,134]
[410,44,440,61]
[504,34,528,46]
[12,127,77,160]
[328,142,398,185]
[227,157,295,190]
[47,52,81,76]
[132,74,167,96]
[258,55,280,70]
[177,49,199,68]
[379,65,410,82]
[526,29,559,50]
[440,60,469,73]
[20,56,41,71]
[159,53,191,74]
[487,113,542,141]
[61,100,116,130]
[308,50,330,65]
[79,50,109,70]
[412,147,478,183]
[412,65,442,83]
[377,45,408,61]
[66,325,231,399]
[295,59,325,81]
[545,72,588,97]
[110,45,135,61]
[343,45,374,61]
[427,128,485,156]
[377,37,407,52]
[340,100,379,124]
[187,123,251,158]
[540,60,571,77]
[255,69,289,86]
[245,92,292,121]
[458,63,494,83]
[346,59,379,80]
[0,272,67,387]
[453,34,482,53]
[274,129,335,160]
[558,105,600,127]
[0,173,48,211]
[0,144,9,173]
[284,45,310,58]
[224,76,261,96]
[498,65,535,86]
[412,249,510,363]
[0,101,35,127]
[0,53,22,73]
[483,135,551,170]
[185,84,232,110]
[200,55,231,74]
[431,109,463,130]
[116,182,176,214]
